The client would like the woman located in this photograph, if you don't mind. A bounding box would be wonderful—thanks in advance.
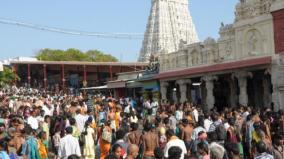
[111,144,123,159]
[37,131,48,159]
[100,120,112,159]
[83,120,96,159]
[227,118,237,144]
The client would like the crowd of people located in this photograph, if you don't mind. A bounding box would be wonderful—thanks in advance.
[0,85,283,159]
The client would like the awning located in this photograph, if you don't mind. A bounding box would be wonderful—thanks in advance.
[126,81,143,88]
[80,85,107,90]
[107,81,126,89]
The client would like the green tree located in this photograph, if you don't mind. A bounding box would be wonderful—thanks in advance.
[86,50,118,62]
[0,67,20,87]
[35,48,118,62]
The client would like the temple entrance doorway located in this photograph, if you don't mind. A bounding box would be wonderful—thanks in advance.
[213,75,230,111]
[247,70,265,108]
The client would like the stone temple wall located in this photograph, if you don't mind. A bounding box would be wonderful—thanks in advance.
[159,0,276,72]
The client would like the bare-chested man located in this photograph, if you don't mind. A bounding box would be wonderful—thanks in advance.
[181,119,194,155]
[142,123,159,159]
[108,108,116,131]
[128,123,142,146]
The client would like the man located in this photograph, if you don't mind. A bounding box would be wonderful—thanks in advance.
[27,110,39,130]
[42,100,53,117]
[126,144,139,159]
[108,108,116,131]
[181,119,194,155]
[164,129,187,159]
[192,119,206,141]
[74,109,88,132]
[168,146,183,159]
[169,111,177,132]
[58,127,81,159]
[142,123,159,159]
[175,105,184,121]
[208,113,222,133]
[192,106,199,122]
[128,122,142,146]
[254,141,274,159]
[203,112,212,132]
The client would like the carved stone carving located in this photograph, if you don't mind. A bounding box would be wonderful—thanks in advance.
[191,50,200,66]
[235,0,275,22]
[242,29,264,57]
[225,42,233,57]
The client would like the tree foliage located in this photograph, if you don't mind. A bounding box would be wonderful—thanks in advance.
[35,48,118,62]
[0,67,20,87]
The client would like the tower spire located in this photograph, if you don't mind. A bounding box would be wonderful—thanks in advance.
[138,0,199,62]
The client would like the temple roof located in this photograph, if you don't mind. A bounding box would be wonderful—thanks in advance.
[10,61,148,66]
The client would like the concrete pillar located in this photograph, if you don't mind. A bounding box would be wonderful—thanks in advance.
[43,64,47,89]
[234,71,251,106]
[160,81,169,103]
[83,65,87,87]
[61,64,65,88]
[27,64,31,87]
[202,75,217,111]
[176,79,192,103]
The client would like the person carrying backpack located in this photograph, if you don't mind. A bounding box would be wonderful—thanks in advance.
[208,113,226,146]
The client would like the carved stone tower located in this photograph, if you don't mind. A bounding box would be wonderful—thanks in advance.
[138,0,199,62]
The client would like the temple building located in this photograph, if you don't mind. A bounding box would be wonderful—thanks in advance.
[10,61,146,91]
[138,0,199,62]
[155,0,284,111]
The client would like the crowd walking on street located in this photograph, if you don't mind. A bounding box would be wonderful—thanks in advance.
[0,85,283,159]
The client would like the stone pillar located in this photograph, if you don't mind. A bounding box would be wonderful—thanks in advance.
[160,81,169,103]
[176,79,192,103]
[234,71,251,106]
[27,64,31,87]
[43,64,47,89]
[263,70,272,108]
[229,75,238,107]
[202,75,217,111]
[271,55,284,111]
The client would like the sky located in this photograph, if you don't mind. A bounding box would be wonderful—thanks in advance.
[0,0,239,62]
